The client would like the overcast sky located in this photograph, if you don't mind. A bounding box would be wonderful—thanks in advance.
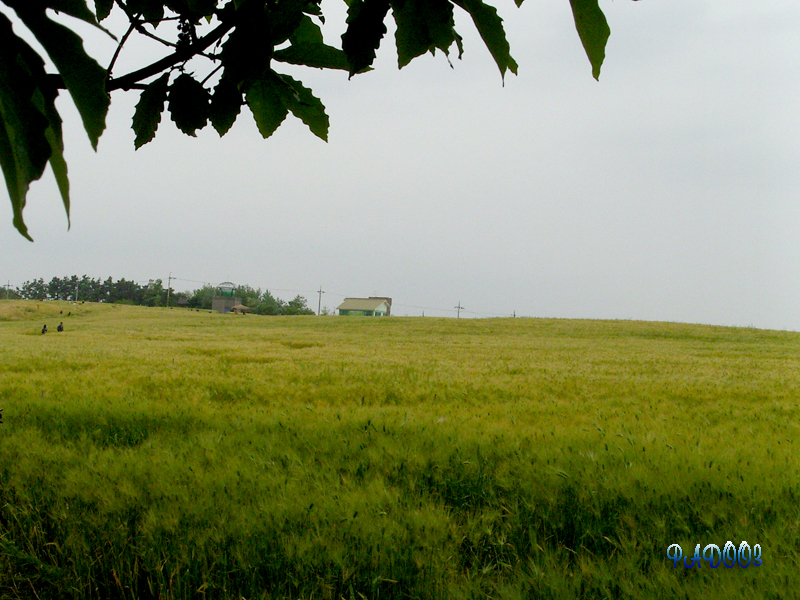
[2,0,800,327]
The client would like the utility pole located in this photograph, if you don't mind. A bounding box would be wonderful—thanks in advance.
[75,280,79,302]
[5,281,9,300]
[317,286,325,315]
[166,272,172,307]
[455,302,464,318]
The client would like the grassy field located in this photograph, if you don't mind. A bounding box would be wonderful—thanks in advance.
[0,300,798,599]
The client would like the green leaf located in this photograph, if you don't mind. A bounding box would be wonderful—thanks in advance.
[290,15,325,45]
[18,33,71,227]
[273,16,350,70]
[132,74,170,149]
[244,72,289,139]
[46,0,99,25]
[569,0,610,80]
[279,75,329,141]
[0,115,31,240]
[168,74,210,136]
[219,3,273,85]
[392,0,458,69]
[15,22,72,231]
[32,86,70,228]
[0,14,54,240]
[452,0,517,79]
[45,0,116,39]
[126,0,165,23]
[269,0,311,46]
[93,0,114,20]
[273,44,350,71]
[10,4,109,149]
[209,78,242,137]
[187,0,217,16]
[342,0,391,77]
[6,18,72,233]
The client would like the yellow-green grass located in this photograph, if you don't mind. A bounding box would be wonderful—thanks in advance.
[0,300,798,599]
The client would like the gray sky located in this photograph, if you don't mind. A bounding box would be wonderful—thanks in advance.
[2,0,800,327]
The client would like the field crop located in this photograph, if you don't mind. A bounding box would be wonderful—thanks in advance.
[0,300,798,599]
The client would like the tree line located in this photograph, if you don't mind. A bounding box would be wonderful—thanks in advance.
[8,276,315,315]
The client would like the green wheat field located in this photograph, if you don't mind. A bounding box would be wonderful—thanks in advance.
[1,300,798,599]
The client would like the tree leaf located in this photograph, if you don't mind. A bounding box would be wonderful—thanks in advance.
[18,36,72,227]
[187,0,217,17]
[219,2,273,85]
[569,0,610,80]
[132,73,170,148]
[274,15,350,70]
[452,0,517,79]
[244,72,289,139]
[269,0,311,46]
[273,44,350,71]
[392,0,458,69]
[209,77,242,137]
[126,0,165,23]
[24,85,70,229]
[0,14,53,240]
[9,4,109,149]
[38,88,70,226]
[168,74,210,136]
[279,75,329,141]
[93,0,114,20]
[45,0,116,39]
[11,19,72,232]
[290,15,325,46]
[342,0,391,77]
[46,0,99,25]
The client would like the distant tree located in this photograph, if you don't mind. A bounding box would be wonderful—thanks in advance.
[188,284,216,309]
[99,277,116,302]
[253,290,284,315]
[111,278,145,304]
[46,276,65,300]
[18,278,47,300]
[0,0,615,239]
[141,279,165,306]
[236,285,262,308]
[284,294,314,315]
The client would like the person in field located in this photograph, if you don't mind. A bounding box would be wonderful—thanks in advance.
[41,324,47,334]
[57,322,64,332]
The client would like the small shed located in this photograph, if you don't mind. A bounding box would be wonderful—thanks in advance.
[231,304,251,314]
[337,297,391,317]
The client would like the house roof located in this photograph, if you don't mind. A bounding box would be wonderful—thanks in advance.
[337,298,389,311]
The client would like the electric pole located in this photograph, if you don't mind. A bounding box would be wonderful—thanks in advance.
[167,272,172,307]
[455,302,464,318]
[317,286,325,315]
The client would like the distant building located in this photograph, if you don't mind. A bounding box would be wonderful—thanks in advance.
[230,304,251,314]
[337,297,392,317]
[212,282,240,314]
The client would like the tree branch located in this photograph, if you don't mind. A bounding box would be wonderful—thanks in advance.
[107,23,135,77]
[106,19,234,91]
